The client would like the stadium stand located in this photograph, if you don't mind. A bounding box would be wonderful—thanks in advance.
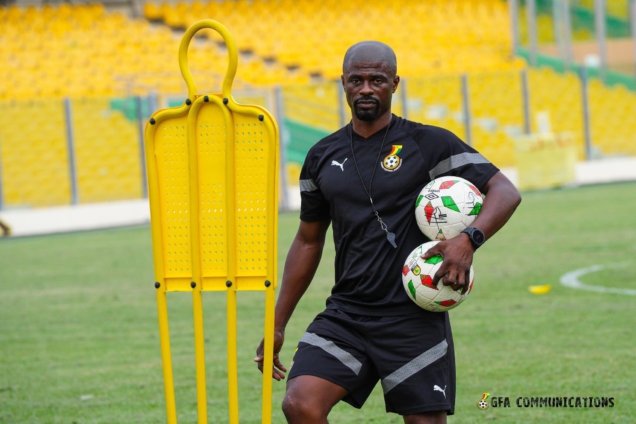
[0,99,72,207]
[0,2,307,100]
[518,0,633,44]
[579,0,631,22]
[145,0,526,79]
[71,98,144,203]
[0,0,635,209]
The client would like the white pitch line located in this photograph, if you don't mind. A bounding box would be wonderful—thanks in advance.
[560,263,636,296]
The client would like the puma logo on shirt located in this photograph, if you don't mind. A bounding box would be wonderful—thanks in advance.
[331,158,347,171]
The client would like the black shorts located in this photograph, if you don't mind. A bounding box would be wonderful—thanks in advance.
[287,308,455,416]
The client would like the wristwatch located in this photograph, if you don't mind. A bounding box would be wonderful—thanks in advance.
[461,227,485,249]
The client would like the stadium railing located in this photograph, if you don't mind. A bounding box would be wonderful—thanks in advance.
[2,65,636,212]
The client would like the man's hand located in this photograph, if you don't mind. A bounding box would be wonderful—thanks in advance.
[254,330,287,381]
[421,234,474,294]
[419,171,521,295]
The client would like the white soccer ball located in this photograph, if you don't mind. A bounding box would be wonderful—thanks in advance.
[402,241,474,312]
[415,176,484,241]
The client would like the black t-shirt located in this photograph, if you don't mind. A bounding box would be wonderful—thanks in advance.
[300,115,499,316]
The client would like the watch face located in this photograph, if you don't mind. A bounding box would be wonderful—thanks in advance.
[472,229,485,245]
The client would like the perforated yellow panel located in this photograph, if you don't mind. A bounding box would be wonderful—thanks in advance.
[234,114,270,280]
[145,21,279,424]
[196,101,229,278]
[154,117,192,279]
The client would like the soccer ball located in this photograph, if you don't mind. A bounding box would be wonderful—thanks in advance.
[402,241,474,312]
[414,176,483,241]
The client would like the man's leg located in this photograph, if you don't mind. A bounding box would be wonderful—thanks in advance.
[0,219,10,237]
[403,411,447,424]
[282,375,348,424]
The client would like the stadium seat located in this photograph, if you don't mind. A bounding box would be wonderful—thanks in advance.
[1,0,635,208]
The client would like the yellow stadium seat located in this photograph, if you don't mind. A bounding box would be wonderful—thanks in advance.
[1,0,635,181]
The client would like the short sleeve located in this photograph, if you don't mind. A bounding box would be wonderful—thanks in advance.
[299,149,331,222]
[421,127,499,192]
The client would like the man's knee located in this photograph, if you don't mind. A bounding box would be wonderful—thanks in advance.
[281,390,326,421]
[282,375,347,423]
[403,410,447,424]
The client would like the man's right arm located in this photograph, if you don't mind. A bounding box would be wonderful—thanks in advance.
[275,218,331,332]
[254,218,331,380]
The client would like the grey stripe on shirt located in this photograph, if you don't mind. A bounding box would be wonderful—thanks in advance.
[300,179,318,192]
[429,152,490,180]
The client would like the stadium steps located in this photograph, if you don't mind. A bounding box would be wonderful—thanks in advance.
[1,0,636,202]
[142,0,525,80]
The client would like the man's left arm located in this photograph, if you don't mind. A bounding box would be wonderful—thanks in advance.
[422,171,522,292]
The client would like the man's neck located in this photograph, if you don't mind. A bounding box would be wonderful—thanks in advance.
[351,110,392,138]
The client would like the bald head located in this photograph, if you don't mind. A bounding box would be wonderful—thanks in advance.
[343,41,397,77]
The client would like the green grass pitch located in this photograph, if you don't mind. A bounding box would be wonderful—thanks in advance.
[1,182,635,423]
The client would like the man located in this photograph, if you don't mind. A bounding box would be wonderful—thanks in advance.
[0,217,10,237]
[255,41,521,423]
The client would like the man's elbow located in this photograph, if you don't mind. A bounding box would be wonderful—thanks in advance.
[492,176,522,211]
[510,185,522,210]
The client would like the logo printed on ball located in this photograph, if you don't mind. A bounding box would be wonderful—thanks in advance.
[402,241,474,312]
[415,176,484,241]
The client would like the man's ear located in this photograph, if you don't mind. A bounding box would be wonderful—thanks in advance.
[393,75,400,93]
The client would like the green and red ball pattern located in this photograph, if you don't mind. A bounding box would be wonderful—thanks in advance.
[415,176,483,241]
[402,241,474,312]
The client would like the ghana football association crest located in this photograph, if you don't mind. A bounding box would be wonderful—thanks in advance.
[382,145,403,172]
[477,393,490,410]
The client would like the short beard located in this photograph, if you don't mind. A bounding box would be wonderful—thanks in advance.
[353,100,380,121]
[354,109,379,121]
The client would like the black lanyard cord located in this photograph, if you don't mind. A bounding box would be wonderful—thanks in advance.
[349,119,398,248]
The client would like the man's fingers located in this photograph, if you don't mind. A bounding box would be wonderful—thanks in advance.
[450,271,465,291]
[253,338,264,363]
[274,357,287,373]
[255,352,287,381]
[435,263,455,287]
[421,245,442,259]
[431,267,446,286]
[260,364,286,381]
[431,255,450,286]
[255,339,264,357]
[444,271,459,287]
[256,361,286,380]
[462,269,471,294]
[273,368,286,381]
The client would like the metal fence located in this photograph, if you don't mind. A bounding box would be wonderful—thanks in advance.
[0,96,156,210]
[280,68,636,168]
[1,67,635,211]
[512,0,636,79]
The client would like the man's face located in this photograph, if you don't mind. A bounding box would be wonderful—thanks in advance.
[341,60,399,122]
